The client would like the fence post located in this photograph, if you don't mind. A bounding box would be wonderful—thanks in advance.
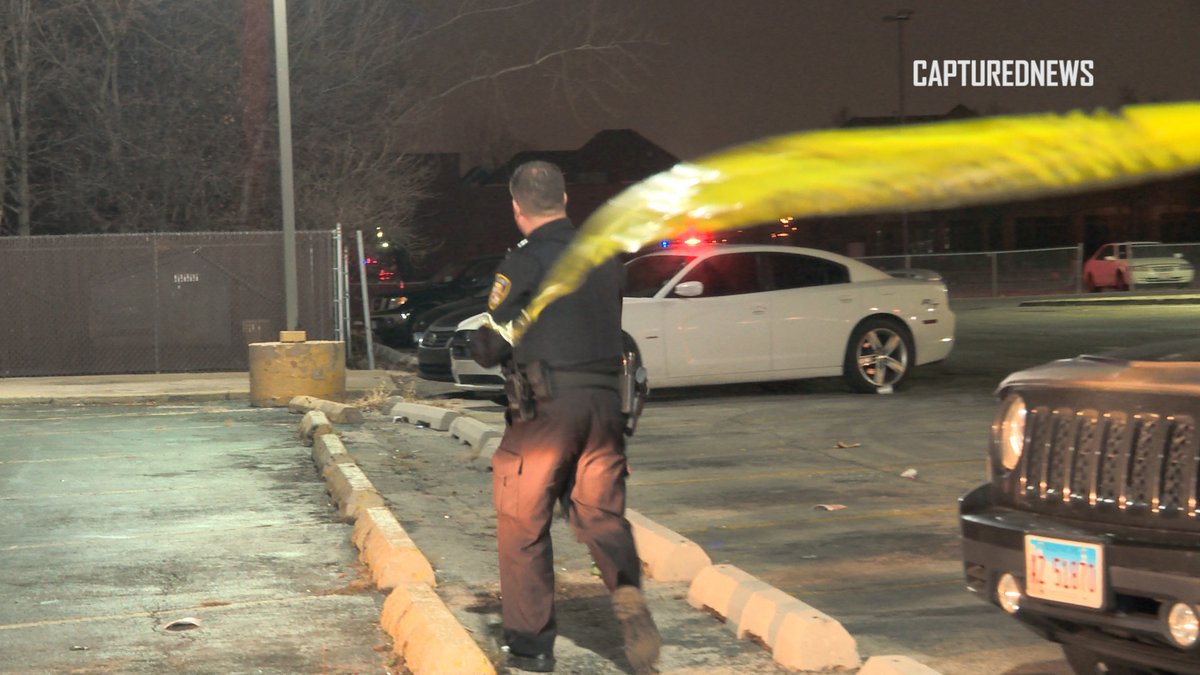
[355,230,376,370]
[337,225,354,366]
[991,252,999,297]
[152,235,162,373]
[1075,243,1084,294]
[333,225,345,344]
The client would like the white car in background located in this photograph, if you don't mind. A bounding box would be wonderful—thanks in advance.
[1082,241,1195,291]
[449,244,956,394]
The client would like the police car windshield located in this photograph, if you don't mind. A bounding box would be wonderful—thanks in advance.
[623,254,696,297]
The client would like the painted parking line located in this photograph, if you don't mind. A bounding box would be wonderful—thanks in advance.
[1,521,333,552]
[0,485,208,502]
[797,576,963,597]
[630,459,979,487]
[0,410,217,422]
[0,593,352,631]
[6,423,285,439]
[677,505,958,535]
[0,453,143,465]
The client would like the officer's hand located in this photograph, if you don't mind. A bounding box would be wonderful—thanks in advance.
[470,325,512,368]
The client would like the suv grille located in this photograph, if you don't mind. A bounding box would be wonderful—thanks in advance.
[1019,406,1198,518]
[421,329,455,349]
[449,330,473,358]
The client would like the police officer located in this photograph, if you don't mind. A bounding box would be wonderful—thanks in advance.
[471,161,659,674]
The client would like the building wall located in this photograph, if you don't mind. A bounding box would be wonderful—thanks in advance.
[408,129,1200,272]
[787,172,1200,258]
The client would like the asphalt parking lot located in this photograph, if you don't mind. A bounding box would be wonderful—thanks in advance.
[399,295,1200,675]
[4,295,1198,675]
[601,298,1200,674]
[0,404,389,674]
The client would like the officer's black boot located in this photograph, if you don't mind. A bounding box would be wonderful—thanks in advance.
[502,645,556,673]
[612,585,660,674]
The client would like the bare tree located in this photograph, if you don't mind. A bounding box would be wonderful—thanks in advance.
[0,0,654,251]
[283,1,434,254]
[280,0,653,262]
[0,0,35,236]
[22,1,244,233]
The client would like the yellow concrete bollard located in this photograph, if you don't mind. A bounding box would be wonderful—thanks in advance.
[248,337,347,407]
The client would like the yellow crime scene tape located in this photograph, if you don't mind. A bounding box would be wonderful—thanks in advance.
[485,102,1200,343]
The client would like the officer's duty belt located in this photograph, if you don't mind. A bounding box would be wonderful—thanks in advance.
[550,370,620,392]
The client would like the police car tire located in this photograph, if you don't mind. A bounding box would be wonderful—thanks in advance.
[842,318,912,394]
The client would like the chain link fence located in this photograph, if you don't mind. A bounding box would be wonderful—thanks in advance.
[1147,242,1200,276]
[5,234,1196,377]
[863,243,1200,297]
[1,231,337,377]
[861,246,1087,297]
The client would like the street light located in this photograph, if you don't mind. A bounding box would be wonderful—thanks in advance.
[883,10,912,125]
[273,0,299,331]
[884,9,913,259]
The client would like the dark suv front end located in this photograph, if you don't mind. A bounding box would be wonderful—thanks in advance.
[960,341,1200,674]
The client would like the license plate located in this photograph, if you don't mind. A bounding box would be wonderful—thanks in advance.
[1024,535,1104,608]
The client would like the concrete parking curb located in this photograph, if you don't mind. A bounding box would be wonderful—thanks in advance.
[288,395,365,424]
[305,416,497,674]
[297,410,333,447]
[312,434,356,469]
[381,583,497,675]
[1019,295,1200,307]
[352,506,438,590]
[626,509,712,582]
[470,437,501,470]
[344,416,939,674]
[860,655,945,675]
[686,564,758,622]
[449,416,502,450]
[387,400,461,431]
[687,564,861,672]
[323,463,386,520]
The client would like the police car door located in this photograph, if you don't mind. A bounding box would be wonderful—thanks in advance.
[760,251,858,373]
[661,251,771,382]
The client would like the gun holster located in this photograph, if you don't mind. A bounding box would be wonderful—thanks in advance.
[620,351,649,437]
[502,363,537,423]
[525,360,555,400]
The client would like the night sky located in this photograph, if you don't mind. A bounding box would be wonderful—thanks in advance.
[417,0,1200,166]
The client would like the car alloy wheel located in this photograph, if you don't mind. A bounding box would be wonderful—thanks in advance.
[844,319,912,393]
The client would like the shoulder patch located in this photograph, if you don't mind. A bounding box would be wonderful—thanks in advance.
[488,274,512,310]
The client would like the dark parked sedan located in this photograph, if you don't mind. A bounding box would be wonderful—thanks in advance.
[960,339,1200,675]
[372,254,502,347]
[415,294,488,382]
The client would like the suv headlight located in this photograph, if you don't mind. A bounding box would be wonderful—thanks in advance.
[993,394,1027,471]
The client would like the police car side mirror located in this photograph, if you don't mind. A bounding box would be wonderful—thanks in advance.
[673,281,704,298]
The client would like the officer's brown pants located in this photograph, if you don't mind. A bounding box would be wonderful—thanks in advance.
[490,386,641,655]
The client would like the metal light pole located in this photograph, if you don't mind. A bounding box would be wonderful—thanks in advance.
[884,9,913,261]
[273,0,299,331]
[883,10,911,125]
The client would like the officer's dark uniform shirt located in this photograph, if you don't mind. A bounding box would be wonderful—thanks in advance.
[486,218,623,375]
